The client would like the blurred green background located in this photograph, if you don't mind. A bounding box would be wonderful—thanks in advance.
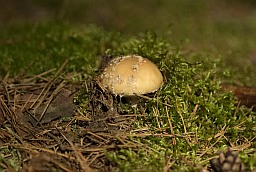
[1,0,256,84]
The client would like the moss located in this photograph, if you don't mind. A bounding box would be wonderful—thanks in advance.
[0,23,123,77]
[94,32,256,171]
[1,23,255,171]
[0,146,21,171]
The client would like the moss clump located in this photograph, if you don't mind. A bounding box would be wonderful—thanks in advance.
[93,32,256,171]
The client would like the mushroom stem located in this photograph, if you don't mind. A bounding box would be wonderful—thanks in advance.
[126,96,140,108]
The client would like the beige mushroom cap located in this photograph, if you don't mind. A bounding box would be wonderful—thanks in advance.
[100,55,163,95]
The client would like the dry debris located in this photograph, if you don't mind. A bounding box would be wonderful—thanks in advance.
[1,62,255,171]
[0,63,141,171]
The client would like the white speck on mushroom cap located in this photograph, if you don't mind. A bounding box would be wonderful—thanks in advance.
[100,55,163,96]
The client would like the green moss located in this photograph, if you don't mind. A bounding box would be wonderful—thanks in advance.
[106,148,165,172]
[1,23,255,171]
[97,32,256,171]
[0,146,21,171]
[0,23,123,77]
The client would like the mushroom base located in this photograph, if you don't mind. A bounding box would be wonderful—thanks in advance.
[115,95,141,115]
[122,95,140,108]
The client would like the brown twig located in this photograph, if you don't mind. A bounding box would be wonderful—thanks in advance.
[58,128,94,172]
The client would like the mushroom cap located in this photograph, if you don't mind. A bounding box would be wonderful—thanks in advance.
[100,55,163,95]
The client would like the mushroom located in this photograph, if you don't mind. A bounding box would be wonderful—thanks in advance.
[99,55,163,107]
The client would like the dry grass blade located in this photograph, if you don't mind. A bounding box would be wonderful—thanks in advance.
[0,95,11,123]
[35,80,67,125]
[31,59,68,112]
[9,143,76,160]
[175,99,192,147]
[166,106,177,145]
[1,80,11,106]
[199,125,227,158]
[58,129,94,172]
[23,68,56,83]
